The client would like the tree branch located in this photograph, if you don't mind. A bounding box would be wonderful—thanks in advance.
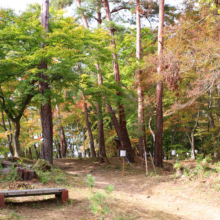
[192,112,199,133]
[149,115,155,142]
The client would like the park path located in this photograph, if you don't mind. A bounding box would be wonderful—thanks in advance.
[54,158,220,220]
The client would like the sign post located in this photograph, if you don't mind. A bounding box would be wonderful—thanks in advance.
[171,150,176,171]
[120,150,126,176]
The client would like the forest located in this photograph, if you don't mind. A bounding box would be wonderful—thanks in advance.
[0,0,219,166]
[0,0,220,219]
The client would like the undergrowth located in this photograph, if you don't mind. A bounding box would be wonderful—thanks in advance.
[0,163,20,182]
[86,174,114,219]
[36,167,67,184]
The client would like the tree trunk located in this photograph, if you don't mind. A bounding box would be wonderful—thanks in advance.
[186,112,199,160]
[106,104,134,162]
[60,126,67,157]
[155,0,165,168]
[191,133,195,160]
[28,147,32,160]
[13,119,21,157]
[8,119,14,156]
[77,0,89,28]
[97,102,108,162]
[75,4,97,158]
[58,141,62,159]
[83,95,96,157]
[56,105,67,158]
[208,112,218,160]
[1,110,14,156]
[39,0,53,164]
[96,62,108,162]
[136,0,145,157]
[34,144,40,159]
[155,82,163,167]
[103,0,134,162]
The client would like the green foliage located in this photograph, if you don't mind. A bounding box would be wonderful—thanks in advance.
[174,162,182,171]
[86,174,114,219]
[3,164,21,182]
[105,185,114,194]
[196,156,212,172]
[90,192,109,218]
[54,173,67,184]
[86,174,95,189]
[7,211,21,220]
[36,171,52,184]
[50,0,73,10]
[36,166,67,184]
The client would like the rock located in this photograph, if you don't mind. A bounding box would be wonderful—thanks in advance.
[1,168,11,174]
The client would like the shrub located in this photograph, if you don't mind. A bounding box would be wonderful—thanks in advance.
[174,162,182,171]
[86,174,95,189]
[36,170,52,184]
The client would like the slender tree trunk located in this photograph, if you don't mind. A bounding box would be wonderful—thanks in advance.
[58,141,62,159]
[13,119,21,157]
[34,144,40,159]
[97,102,108,162]
[76,3,98,158]
[208,112,218,160]
[77,0,89,28]
[56,104,67,158]
[78,2,107,161]
[1,110,14,156]
[136,0,145,157]
[39,0,53,164]
[83,95,96,157]
[155,0,165,168]
[96,60,108,162]
[191,133,195,160]
[8,119,14,156]
[186,112,199,160]
[28,147,32,160]
[60,125,67,157]
[103,0,134,162]
[186,132,195,160]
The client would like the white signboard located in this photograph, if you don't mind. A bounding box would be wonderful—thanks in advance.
[120,150,126,157]
[171,150,176,156]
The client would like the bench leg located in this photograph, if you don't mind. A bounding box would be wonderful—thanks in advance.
[61,190,68,204]
[55,190,68,205]
[0,194,5,208]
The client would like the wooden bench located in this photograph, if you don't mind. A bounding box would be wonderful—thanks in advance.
[0,188,68,208]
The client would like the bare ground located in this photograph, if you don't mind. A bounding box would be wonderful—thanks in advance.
[1,157,220,220]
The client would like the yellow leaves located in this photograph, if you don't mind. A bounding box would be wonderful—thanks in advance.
[0,130,13,139]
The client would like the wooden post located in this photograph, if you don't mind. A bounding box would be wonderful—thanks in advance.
[123,157,125,176]
[173,156,175,171]
[149,152,157,175]
[0,194,5,208]
[145,152,148,175]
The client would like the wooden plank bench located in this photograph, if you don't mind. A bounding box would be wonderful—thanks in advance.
[0,188,68,208]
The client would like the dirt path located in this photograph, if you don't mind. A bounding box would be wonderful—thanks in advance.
[54,158,220,220]
[1,157,220,220]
